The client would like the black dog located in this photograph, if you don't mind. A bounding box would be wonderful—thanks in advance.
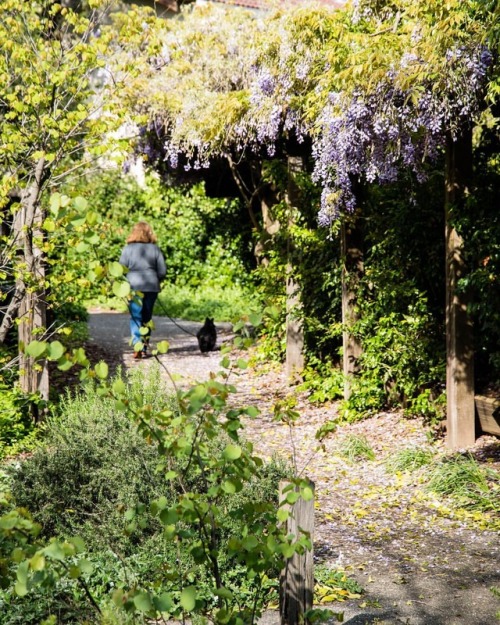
[196,317,217,353]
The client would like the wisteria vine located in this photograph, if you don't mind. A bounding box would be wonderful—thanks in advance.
[133,3,495,227]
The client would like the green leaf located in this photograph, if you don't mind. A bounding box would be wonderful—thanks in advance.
[159,508,179,526]
[214,587,233,600]
[277,508,289,523]
[301,485,314,501]
[68,537,86,553]
[75,241,89,253]
[222,480,237,494]
[25,340,46,358]
[73,196,88,211]
[153,592,173,613]
[249,312,262,327]
[134,592,153,613]
[49,193,61,215]
[157,340,169,354]
[112,379,126,394]
[57,357,73,372]
[223,444,242,461]
[43,541,65,561]
[78,559,93,575]
[282,544,295,559]
[14,580,28,597]
[180,586,197,612]
[108,261,124,277]
[30,552,46,572]
[43,218,56,232]
[113,281,130,298]
[94,362,109,379]
[242,535,258,550]
[236,358,248,370]
[16,560,29,584]
[46,341,65,361]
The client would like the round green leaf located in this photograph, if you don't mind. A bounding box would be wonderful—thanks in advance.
[73,196,88,211]
[25,340,46,359]
[113,281,130,298]
[301,485,314,501]
[153,592,173,613]
[14,580,28,597]
[46,341,65,361]
[180,586,197,612]
[222,480,237,494]
[94,362,109,379]
[108,261,125,278]
[222,444,242,461]
[156,340,169,354]
[30,553,46,572]
[112,379,126,394]
[133,592,153,613]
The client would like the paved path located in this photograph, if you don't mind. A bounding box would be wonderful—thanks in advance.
[87,308,233,385]
[87,309,500,625]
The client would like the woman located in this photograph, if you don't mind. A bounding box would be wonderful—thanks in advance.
[120,221,166,358]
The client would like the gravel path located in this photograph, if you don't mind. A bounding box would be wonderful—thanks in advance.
[88,309,500,625]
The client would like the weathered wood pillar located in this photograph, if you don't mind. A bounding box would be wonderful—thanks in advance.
[16,158,49,416]
[445,129,475,449]
[285,156,304,381]
[340,208,364,400]
[279,481,314,625]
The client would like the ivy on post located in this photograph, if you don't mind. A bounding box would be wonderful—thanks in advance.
[279,480,315,625]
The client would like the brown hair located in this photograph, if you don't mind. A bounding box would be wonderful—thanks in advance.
[126,221,157,244]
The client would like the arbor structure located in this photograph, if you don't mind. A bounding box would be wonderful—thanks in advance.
[121,0,498,446]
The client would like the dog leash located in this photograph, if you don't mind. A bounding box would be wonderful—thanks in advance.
[155,296,198,338]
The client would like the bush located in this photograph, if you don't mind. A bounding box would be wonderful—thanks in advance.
[5,365,289,624]
[9,366,171,549]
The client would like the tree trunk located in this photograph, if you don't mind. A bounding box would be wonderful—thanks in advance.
[16,158,49,417]
[341,208,364,400]
[285,156,304,382]
[445,129,475,449]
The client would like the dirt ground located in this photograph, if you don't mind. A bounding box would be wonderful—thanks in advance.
[87,309,500,625]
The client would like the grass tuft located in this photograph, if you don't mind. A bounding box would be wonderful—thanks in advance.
[337,434,376,462]
[385,447,435,474]
[426,453,500,513]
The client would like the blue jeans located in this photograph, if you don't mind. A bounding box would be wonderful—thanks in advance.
[128,292,158,347]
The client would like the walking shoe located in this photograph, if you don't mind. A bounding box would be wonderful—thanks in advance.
[133,350,142,359]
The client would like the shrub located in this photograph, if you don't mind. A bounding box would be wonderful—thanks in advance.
[9,366,171,548]
[6,364,290,624]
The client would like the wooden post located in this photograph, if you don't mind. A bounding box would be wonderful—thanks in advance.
[340,207,364,400]
[445,129,475,449]
[285,156,304,382]
[279,481,314,625]
[15,158,49,417]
